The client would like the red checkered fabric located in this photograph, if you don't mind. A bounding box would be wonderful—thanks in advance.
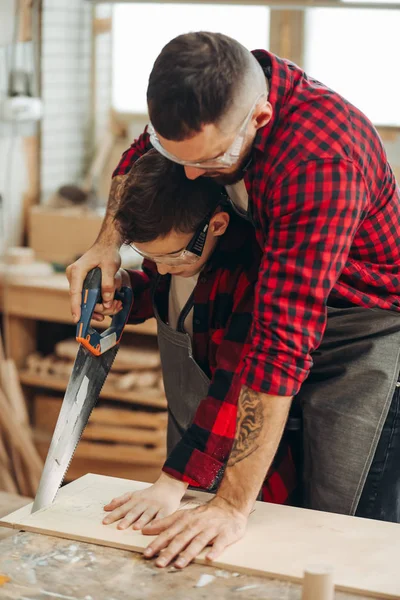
[115,50,400,399]
[126,215,297,504]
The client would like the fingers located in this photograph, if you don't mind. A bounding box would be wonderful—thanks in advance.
[154,527,202,567]
[117,502,149,530]
[143,514,185,558]
[103,492,132,517]
[174,532,214,568]
[131,507,159,531]
[103,502,135,525]
[142,511,180,537]
[66,263,88,322]
[206,533,234,562]
[94,300,122,319]
[102,267,120,308]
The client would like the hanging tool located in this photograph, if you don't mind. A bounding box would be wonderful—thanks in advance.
[31,267,133,512]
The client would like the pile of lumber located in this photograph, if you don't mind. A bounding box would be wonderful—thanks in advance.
[24,338,164,394]
[0,334,43,496]
[21,338,168,483]
[33,395,167,483]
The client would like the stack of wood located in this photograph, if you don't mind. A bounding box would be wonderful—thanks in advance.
[0,334,43,496]
[24,338,165,396]
[23,338,168,483]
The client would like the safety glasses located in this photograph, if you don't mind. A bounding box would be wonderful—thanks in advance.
[148,93,266,170]
[130,213,211,267]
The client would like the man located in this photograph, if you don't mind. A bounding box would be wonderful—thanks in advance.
[97,150,297,531]
[67,33,400,568]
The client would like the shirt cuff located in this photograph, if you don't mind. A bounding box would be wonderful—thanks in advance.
[162,441,224,491]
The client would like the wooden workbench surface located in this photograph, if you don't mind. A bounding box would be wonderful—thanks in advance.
[0,530,380,600]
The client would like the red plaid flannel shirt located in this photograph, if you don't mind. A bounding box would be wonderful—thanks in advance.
[126,216,297,504]
[114,50,400,399]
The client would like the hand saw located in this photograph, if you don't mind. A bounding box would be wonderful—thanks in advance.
[31,267,133,513]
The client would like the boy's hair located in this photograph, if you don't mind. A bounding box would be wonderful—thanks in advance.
[147,31,268,141]
[114,150,225,244]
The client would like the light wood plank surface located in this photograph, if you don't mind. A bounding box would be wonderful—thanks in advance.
[0,530,377,600]
[1,474,399,599]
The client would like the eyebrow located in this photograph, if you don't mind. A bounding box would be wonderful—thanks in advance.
[164,246,186,256]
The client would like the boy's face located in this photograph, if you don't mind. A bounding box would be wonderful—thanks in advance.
[133,211,230,277]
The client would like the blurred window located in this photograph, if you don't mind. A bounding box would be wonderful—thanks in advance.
[304,2,400,125]
[112,3,270,114]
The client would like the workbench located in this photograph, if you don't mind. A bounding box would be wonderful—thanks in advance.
[0,491,385,600]
[0,530,380,600]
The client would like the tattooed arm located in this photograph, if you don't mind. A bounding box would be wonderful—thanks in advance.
[66,174,128,322]
[142,386,292,568]
[219,386,292,515]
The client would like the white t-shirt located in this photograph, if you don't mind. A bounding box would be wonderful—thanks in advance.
[167,181,248,338]
[168,274,199,337]
[225,179,249,214]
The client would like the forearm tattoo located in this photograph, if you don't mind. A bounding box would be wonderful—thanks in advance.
[108,174,127,214]
[228,387,264,467]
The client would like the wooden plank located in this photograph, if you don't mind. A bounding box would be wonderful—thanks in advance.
[0,491,31,540]
[64,458,161,483]
[1,474,400,599]
[34,433,166,465]
[0,531,379,600]
[1,273,158,336]
[33,395,167,431]
[55,338,161,371]
[83,423,166,447]
[20,372,167,408]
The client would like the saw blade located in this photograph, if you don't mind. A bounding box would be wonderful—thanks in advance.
[31,344,118,513]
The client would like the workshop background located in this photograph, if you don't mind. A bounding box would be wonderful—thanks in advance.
[0,0,399,502]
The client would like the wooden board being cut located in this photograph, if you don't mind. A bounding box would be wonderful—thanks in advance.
[1,474,399,599]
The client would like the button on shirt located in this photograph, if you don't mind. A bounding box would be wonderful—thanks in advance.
[114,50,400,399]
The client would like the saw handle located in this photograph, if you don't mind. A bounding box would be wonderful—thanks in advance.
[76,267,133,356]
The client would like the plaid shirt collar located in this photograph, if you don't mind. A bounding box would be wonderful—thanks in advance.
[203,214,255,274]
[251,49,294,155]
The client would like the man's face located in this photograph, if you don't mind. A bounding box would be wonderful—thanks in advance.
[154,98,272,185]
[157,124,255,186]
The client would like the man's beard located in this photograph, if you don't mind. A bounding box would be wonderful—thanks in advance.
[202,150,252,186]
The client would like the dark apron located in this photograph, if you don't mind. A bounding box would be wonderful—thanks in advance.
[299,306,400,516]
[152,282,210,455]
[152,276,302,500]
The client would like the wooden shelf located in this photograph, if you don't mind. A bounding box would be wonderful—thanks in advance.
[34,432,164,483]
[0,272,157,336]
[34,430,166,465]
[20,371,167,409]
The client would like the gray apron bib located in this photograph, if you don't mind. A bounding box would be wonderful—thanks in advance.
[152,281,210,455]
[299,306,400,516]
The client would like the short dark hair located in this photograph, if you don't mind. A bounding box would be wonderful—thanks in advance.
[114,150,224,244]
[147,32,249,141]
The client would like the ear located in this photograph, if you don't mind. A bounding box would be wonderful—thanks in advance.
[254,100,273,130]
[210,211,230,237]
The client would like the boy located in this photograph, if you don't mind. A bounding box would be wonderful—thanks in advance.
[98,150,298,531]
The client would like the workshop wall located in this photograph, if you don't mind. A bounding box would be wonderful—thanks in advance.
[0,0,32,253]
[40,0,92,204]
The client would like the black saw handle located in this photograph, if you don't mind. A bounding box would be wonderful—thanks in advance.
[76,267,133,355]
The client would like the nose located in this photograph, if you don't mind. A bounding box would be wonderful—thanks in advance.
[184,166,206,180]
[157,263,170,275]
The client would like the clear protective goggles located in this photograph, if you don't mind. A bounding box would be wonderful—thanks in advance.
[130,214,211,267]
[147,93,266,170]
